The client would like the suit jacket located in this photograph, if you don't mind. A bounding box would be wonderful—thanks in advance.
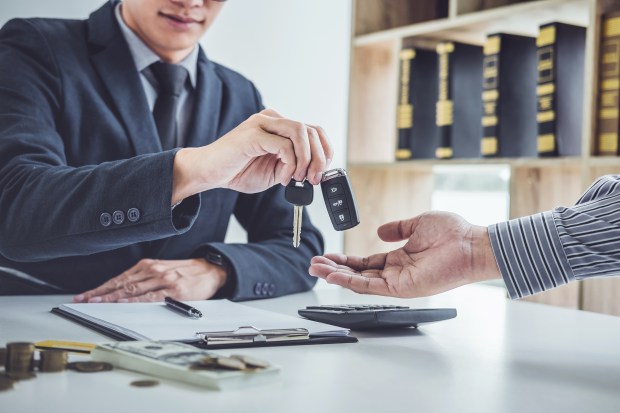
[0,1,322,299]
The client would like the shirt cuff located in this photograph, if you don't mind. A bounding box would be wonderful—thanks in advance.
[488,211,575,299]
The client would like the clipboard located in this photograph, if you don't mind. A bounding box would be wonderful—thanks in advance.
[51,303,358,349]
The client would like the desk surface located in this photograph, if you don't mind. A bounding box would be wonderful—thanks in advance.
[1,284,619,413]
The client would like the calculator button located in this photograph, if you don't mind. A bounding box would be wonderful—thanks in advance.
[328,196,348,212]
[325,183,344,198]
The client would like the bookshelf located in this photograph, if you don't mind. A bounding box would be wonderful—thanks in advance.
[346,0,620,315]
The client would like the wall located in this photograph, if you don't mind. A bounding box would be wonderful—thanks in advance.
[0,0,352,255]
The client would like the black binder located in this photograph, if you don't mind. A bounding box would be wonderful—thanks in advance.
[436,41,484,159]
[536,22,586,156]
[481,33,538,157]
[396,41,439,160]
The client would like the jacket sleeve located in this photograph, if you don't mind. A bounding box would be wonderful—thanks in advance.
[0,19,200,262]
[489,175,620,299]
[201,185,323,301]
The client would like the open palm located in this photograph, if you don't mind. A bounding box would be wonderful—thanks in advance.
[309,211,498,298]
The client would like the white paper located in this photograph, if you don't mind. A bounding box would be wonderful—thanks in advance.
[58,299,348,341]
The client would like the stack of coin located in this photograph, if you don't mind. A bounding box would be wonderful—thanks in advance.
[39,350,68,373]
[66,361,113,373]
[0,347,6,368]
[5,342,35,380]
[190,354,270,371]
[230,354,271,369]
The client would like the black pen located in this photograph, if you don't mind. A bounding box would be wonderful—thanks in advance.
[164,297,203,319]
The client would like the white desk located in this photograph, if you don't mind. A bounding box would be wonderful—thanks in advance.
[1,284,619,413]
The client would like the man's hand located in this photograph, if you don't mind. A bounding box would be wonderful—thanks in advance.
[171,109,333,204]
[72,258,226,303]
[309,211,501,298]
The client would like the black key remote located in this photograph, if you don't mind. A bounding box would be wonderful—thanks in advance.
[298,305,457,330]
[320,169,360,231]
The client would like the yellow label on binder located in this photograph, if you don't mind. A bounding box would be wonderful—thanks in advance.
[397,104,413,128]
[604,17,620,37]
[399,48,415,60]
[436,100,453,126]
[537,83,555,96]
[484,36,500,55]
[436,147,453,159]
[482,90,498,101]
[482,116,498,127]
[538,134,556,153]
[436,42,454,54]
[481,137,498,155]
[537,110,555,123]
[599,133,619,153]
[602,79,620,90]
[600,108,619,119]
[537,25,556,47]
[395,148,412,160]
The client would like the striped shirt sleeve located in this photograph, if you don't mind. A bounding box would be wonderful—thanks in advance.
[488,175,620,299]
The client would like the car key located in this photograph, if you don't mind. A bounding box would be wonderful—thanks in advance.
[284,179,314,248]
[320,168,360,231]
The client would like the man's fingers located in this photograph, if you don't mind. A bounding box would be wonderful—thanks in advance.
[93,275,176,302]
[378,217,421,242]
[260,108,283,118]
[120,290,169,303]
[306,125,326,185]
[307,123,334,169]
[324,272,391,296]
[256,115,310,181]
[322,252,388,271]
[73,260,162,302]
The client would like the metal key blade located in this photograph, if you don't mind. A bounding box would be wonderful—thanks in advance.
[293,205,303,248]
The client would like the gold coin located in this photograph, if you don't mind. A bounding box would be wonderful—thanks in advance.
[39,350,68,372]
[6,342,35,373]
[5,371,36,380]
[230,354,270,369]
[130,379,160,388]
[67,361,113,373]
[212,356,246,370]
[6,342,35,353]
[0,375,14,391]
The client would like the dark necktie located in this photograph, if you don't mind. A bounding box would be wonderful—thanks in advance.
[150,61,188,150]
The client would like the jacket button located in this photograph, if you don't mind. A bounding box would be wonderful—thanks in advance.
[127,208,140,222]
[254,282,263,296]
[267,283,276,296]
[100,213,112,227]
[112,210,125,225]
[261,283,270,296]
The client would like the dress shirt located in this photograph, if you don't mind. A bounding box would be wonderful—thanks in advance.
[489,175,620,299]
[114,3,197,146]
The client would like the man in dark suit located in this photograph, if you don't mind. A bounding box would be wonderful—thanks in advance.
[0,0,333,302]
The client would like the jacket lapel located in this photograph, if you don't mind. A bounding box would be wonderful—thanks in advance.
[86,0,161,155]
[184,49,223,148]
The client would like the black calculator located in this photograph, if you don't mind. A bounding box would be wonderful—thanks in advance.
[298,305,457,330]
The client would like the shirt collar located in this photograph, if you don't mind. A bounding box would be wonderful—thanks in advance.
[114,2,198,88]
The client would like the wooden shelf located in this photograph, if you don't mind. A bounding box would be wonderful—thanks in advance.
[349,156,586,170]
[346,0,620,316]
[354,0,590,46]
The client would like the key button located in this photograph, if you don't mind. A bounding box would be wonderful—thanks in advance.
[326,183,344,198]
[335,209,351,224]
[329,196,347,212]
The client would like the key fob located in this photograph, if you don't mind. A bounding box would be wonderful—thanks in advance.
[320,169,360,231]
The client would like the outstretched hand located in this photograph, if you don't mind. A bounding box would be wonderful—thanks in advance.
[309,211,501,298]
